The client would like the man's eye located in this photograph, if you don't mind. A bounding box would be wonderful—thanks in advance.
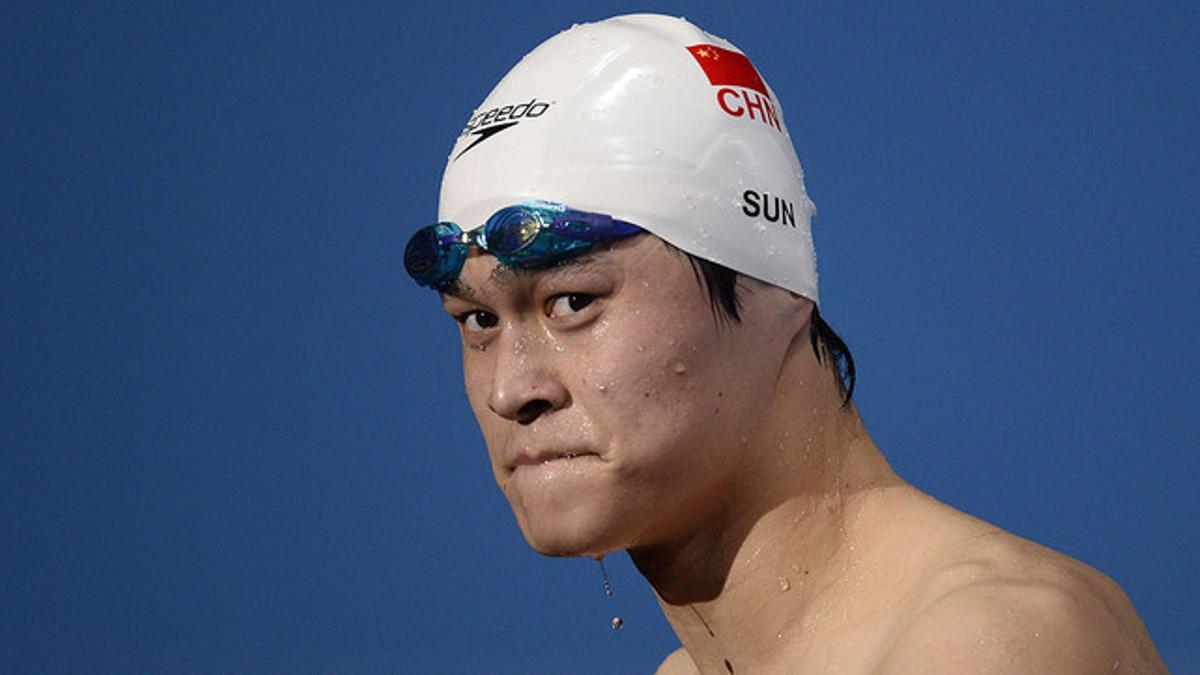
[547,293,595,318]
[459,310,499,332]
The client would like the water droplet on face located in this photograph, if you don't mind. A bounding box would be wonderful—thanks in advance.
[596,383,607,392]
[673,362,687,374]
[555,344,565,352]
[778,576,791,592]
[611,616,623,630]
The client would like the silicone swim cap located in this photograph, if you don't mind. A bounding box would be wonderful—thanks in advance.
[439,13,819,302]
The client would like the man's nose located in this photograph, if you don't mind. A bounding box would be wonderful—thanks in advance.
[487,328,569,425]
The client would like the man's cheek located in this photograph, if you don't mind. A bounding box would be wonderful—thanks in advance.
[462,363,492,417]
[613,374,692,439]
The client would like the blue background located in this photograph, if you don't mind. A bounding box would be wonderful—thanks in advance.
[3,2,1197,672]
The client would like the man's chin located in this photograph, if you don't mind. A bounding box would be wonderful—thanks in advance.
[516,515,624,559]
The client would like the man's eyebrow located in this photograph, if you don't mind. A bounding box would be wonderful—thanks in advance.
[488,252,605,286]
[438,253,610,306]
[438,279,481,304]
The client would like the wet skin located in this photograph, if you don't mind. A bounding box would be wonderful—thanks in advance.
[438,234,1167,673]
[440,234,808,558]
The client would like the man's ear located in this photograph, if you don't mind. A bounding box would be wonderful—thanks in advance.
[785,291,815,339]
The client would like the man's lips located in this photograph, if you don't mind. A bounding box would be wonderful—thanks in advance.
[511,449,600,468]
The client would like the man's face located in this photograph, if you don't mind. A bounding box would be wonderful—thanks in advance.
[440,234,805,557]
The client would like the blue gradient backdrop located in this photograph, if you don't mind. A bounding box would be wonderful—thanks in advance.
[3,2,1197,672]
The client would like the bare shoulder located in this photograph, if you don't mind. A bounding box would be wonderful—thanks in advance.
[655,647,699,675]
[874,515,1166,674]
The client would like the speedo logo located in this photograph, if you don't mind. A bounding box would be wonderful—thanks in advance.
[454,98,553,160]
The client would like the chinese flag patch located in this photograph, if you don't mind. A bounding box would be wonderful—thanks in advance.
[686,44,768,97]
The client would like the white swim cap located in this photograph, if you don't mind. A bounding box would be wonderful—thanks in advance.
[439,13,819,302]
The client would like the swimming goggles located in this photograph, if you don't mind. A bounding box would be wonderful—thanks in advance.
[404,200,643,289]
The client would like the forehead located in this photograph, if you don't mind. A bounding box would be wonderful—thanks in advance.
[442,234,698,302]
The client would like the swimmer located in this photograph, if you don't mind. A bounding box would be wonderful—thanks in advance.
[405,14,1165,673]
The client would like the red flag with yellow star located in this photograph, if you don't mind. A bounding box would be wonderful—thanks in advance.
[686,44,769,96]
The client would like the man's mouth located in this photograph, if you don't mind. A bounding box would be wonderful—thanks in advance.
[512,450,600,468]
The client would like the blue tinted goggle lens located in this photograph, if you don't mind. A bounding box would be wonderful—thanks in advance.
[404,222,467,288]
[483,207,544,255]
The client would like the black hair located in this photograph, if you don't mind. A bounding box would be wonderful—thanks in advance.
[683,253,856,406]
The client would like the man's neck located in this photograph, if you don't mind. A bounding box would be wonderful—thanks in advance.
[628,359,900,672]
